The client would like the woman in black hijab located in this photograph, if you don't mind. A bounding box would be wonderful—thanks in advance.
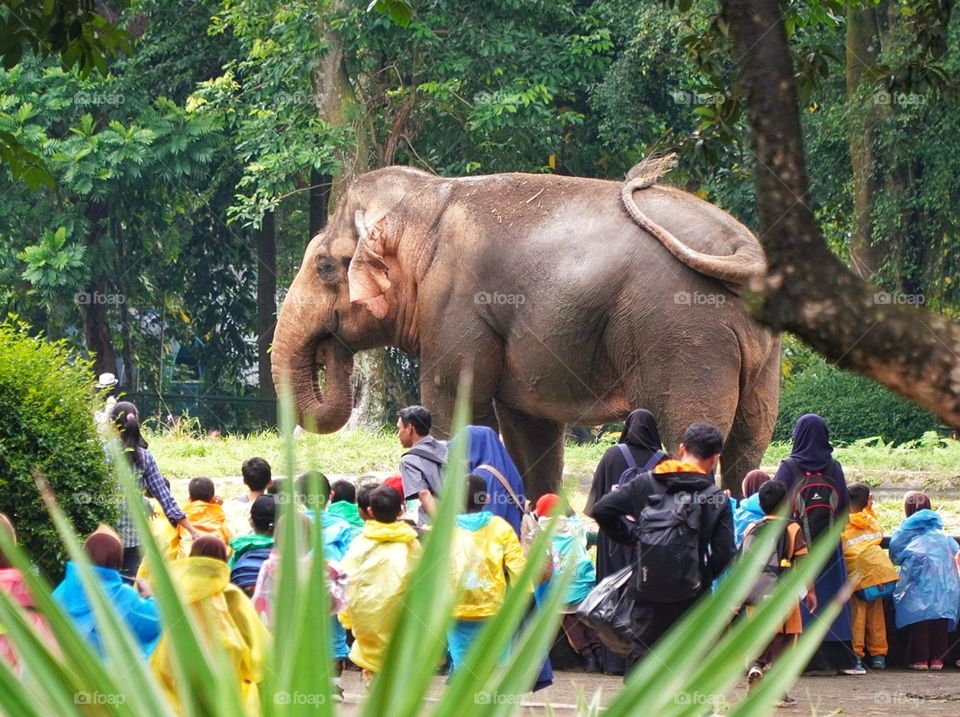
[775,414,857,675]
[584,409,667,674]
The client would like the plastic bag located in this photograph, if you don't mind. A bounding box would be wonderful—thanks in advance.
[575,565,635,656]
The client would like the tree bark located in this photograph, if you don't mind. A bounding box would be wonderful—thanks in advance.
[309,168,330,236]
[257,210,277,400]
[81,201,116,378]
[721,0,960,427]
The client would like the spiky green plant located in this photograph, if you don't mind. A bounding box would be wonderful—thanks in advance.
[0,379,840,715]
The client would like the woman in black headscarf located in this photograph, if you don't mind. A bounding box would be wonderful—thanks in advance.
[775,414,857,675]
[584,409,667,674]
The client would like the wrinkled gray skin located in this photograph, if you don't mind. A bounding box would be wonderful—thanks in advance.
[272,167,780,499]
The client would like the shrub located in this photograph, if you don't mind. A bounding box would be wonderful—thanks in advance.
[0,319,117,578]
[775,358,937,445]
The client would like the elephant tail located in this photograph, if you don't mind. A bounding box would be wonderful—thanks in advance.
[621,154,767,289]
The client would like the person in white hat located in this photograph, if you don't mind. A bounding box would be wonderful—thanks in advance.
[94,373,119,434]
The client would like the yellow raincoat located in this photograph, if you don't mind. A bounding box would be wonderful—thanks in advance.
[170,501,234,560]
[338,520,421,673]
[842,509,899,590]
[451,512,526,620]
[150,557,269,715]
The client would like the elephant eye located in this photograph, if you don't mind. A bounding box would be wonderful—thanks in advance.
[315,256,339,283]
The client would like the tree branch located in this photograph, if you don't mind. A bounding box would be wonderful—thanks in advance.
[721,0,960,426]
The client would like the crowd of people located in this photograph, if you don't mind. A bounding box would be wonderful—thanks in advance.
[1,399,960,711]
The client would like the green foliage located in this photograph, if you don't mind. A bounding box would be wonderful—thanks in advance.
[0,320,116,578]
[775,357,938,445]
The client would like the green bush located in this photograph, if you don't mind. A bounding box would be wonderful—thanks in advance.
[0,319,117,578]
[775,358,938,445]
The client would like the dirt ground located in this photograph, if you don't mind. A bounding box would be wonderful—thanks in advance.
[336,669,960,715]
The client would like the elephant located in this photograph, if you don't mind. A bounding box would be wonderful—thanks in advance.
[271,162,780,499]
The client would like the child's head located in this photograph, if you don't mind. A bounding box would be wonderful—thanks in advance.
[331,480,356,504]
[357,484,377,520]
[250,495,277,535]
[84,530,123,570]
[758,480,788,516]
[189,477,216,503]
[242,457,272,493]
[297,471,331,511]
[904,491,932,517]
[190,536,228,562]
[534,493,563,518]
[0,513,16,569]
[465,474,488,513]
[369,486,403,523]
[741,470,771,498]
[383,475,404,498]
[848,483,872,513]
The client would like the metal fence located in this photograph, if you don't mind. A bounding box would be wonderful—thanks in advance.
[128,392,277,434]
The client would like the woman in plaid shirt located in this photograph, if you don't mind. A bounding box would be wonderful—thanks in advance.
[109,402,199,576]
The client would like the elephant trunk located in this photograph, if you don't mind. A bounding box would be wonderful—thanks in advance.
[271,317,355,433]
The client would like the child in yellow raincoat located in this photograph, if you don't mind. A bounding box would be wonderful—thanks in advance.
[842,483,898,671]
[338,485,421,678]
[150,536,269,715]
[169,478,233,560]
[448,473,526,672]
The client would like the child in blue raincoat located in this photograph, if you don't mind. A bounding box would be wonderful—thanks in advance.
[888,491,960,671]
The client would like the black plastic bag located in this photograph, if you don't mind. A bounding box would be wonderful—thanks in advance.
[575,565,636,657]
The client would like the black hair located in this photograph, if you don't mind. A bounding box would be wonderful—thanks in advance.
[250,495,277,535]
[189,477,215,502]
[297,471,330,508]
[398,405,432,436]
[109,401,147,468]
[465,473,488,512]
[265,478,283,495]
[681,423,724,460]
[242,457,272,492]
[369,485,403,523]
[758,480,788,515]
[356,483,377,513]
[331,480,356,504]
[847,483,871,512]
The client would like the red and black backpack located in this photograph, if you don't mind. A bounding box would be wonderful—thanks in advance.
[782,458,841,546]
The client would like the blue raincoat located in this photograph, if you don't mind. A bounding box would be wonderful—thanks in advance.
[889,509,960,630]
[733,493,765,546]
[451,426,526,535]
[53,562,161,657]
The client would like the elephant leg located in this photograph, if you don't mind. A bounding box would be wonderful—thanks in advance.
[495,401,565,502]
[417,337,502,439]
[720,338,781,497]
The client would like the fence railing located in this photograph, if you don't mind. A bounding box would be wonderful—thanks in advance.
[127,392,277,434]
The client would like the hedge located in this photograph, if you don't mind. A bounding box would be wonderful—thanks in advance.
[0,320,117,578]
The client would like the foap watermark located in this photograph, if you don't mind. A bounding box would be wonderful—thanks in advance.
[73,489,124,509]
[873,90,925,107]
[674,291,725,307]
[75,291,126,306]
[673,691,723,708]
[274,692,326,706]
[473,691,522,706]
[474,291,525,306]
[74,92,125,106]
[75,691,126,706]
[873,290,924,306]
[670,90,726,106]
[873,692,922,707]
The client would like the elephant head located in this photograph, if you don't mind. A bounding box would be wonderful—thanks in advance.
[271,167,435,431]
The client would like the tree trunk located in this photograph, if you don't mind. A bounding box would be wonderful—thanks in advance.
[309,168,331,236]
[720,0,960,428]
[257,210,277,400]
[81,201,116,378]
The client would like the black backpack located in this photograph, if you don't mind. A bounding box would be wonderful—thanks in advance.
[783,458,840,546]
[632,476,721,603]
[615,444,668,490]
[740,518,794,606]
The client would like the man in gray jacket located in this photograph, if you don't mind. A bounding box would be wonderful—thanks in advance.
[397,405,448,526]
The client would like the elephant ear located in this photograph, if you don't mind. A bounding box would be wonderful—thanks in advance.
[348,209,393,319]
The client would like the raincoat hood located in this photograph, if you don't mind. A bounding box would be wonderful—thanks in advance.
[328,501,364,531]
[733,493,766,545]
[361,520,418,544]
[901,508,943,533]
[848,509,879,531]
[56,562,124,617]
[456,512,494,531]
[0,568,34,608]
[170,556,230,603]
